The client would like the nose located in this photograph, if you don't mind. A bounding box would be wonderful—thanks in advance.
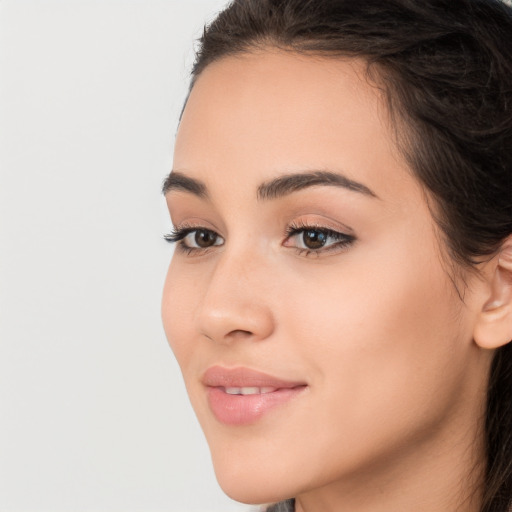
[195,249,275,344]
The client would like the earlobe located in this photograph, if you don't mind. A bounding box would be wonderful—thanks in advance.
[473,241,512,350]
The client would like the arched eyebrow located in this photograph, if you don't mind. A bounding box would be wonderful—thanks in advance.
[162,171,208,198]
[257,170,378,200]
[162,170,378,200]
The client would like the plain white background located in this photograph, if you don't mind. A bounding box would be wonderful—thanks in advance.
[0,1,254,510]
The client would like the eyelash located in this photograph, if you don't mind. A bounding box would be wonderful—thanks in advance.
[164,222,356,257]
[163,225,220,256]
[284,221,356,257]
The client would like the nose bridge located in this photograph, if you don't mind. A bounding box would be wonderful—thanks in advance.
[195,243,275,344]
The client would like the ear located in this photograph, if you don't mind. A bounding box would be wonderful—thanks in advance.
[473,239,512,349]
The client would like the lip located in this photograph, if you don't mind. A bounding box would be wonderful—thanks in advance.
[202,366,307,426]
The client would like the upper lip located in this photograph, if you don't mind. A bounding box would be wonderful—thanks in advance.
[202,365,306,389]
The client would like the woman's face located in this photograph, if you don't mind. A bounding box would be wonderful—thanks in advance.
[162,52,488,505]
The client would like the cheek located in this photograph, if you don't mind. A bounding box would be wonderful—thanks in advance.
[283,237,468,447]
[248,249,469,499]
[161,259,199,369]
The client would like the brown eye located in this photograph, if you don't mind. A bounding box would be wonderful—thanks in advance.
[284,225,356,256]
[302,229,327,249]
[194,229,218,248]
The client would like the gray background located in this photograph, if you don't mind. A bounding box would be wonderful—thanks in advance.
[0,1,254,511]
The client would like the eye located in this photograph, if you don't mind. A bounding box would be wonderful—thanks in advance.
[183,229,222,249]
[297,229,330,250]
[284,224,355,255]
[164,227,224,253]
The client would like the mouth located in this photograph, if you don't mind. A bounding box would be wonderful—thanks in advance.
[221,386,279,395]
[202,366,307,426]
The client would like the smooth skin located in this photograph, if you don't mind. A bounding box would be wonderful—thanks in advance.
[162,51,512,512]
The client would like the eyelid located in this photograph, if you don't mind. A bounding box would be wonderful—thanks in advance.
[164,218,356,257]
[283,216,355,238]
[164,219,221,240]
[164,224,225,256]
[292,205,355,225]
[283,219,356,256]
[164,225,222,241]
[164,225,200,243]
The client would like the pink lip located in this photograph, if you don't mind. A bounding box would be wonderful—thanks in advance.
[202,366,307,426]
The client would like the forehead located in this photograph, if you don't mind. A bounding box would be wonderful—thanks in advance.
[173,50,415,203]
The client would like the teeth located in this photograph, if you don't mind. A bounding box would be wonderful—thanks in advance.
[224,387,277,395]
[240,387,260,395]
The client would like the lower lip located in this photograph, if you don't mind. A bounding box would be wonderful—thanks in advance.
[206,386,306,426]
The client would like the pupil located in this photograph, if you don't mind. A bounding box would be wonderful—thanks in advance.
[195,230,216,248]
[303,230,326,249]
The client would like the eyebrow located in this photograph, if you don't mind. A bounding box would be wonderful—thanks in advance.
[257,170,377,200]
[162,170,377,200]
[162,171,208,198]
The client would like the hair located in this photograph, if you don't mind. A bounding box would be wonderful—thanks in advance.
[187,1,512,510]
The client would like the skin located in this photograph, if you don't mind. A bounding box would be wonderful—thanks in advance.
[162,51,497,512]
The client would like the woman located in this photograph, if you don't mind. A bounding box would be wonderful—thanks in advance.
[161,1,512,511]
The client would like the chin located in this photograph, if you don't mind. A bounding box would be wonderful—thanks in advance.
[206,437,296,505]
[214,465,293,506]
[196,399,304,504]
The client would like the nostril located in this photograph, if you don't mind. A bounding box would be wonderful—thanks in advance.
[226,329,254,339]
[201,329,254,342]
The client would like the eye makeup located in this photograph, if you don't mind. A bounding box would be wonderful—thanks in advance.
[165,218,357,258]
[164,225,224,255]
[283,220,356,257]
